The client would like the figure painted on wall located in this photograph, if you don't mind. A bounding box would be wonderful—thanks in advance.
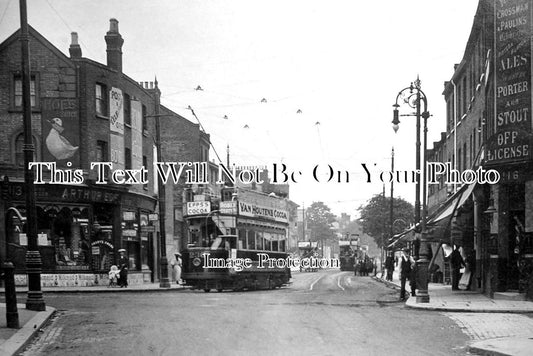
[45,117,79,160]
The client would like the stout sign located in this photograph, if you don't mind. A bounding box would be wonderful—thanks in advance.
[486,0,532,165]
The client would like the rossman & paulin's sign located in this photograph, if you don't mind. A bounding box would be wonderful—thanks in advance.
[486,0,531,166]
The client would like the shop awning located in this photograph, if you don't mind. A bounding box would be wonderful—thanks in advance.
[427,183,476,225]
[387,183,476,249]
[387,225,416,248]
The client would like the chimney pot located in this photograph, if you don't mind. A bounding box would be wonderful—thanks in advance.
[71,32,79,45]
[69,32,82,59]
[105,18,124,72]
[109,18,119,33]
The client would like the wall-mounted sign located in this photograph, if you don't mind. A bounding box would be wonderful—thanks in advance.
[220,201,237,215]
[486,0,531,165]
[123,211,136,221]
[186,201,211,216]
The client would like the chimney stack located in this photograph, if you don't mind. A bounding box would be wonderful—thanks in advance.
[104,18,124,72]
[69,32,82,59]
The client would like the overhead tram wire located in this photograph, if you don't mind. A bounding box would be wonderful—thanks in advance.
[44,0,94,58]
[0,0,12,28]
[187,105,224,165]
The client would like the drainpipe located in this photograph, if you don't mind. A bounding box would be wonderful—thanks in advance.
[451,79,458,194]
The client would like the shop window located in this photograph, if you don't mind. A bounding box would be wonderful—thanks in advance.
[13,73,37,109]
[95,83,107,117]
[52,207,91,270]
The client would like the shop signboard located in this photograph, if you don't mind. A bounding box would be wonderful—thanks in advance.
[486,0,532,165]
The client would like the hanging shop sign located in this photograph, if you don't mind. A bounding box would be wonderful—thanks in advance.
[486,0,532,166]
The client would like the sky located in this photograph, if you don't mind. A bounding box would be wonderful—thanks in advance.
[0,0,480,218]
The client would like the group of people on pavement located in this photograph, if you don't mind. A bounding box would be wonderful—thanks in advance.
[381,243,475,301]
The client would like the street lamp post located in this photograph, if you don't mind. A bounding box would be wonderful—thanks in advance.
[392,77,430,303]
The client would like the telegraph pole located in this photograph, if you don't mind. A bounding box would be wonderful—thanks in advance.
[19,0,45,311]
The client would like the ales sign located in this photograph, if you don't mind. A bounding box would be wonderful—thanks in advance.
[486,0,531,165]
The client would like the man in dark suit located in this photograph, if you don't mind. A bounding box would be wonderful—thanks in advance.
[399,249,412,301]
[450,245,465,291]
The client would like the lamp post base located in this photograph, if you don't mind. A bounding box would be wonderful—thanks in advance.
[416,241,430,304]
[25,251,46,311]
[159,256,171,288]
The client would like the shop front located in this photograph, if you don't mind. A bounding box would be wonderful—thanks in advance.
[1,182,157,287]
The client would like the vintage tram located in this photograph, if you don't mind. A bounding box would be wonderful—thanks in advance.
[338,239,358,271]
[182,234,291,292]
[181,187,291,292]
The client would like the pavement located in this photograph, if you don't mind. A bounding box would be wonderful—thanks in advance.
[374,271,533,356]
[0,275,532,355]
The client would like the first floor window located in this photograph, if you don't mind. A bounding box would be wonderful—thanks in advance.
[14,74,37,108]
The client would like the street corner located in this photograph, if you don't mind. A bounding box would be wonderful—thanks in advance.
[0,305,56,356]
[468,337,533,356]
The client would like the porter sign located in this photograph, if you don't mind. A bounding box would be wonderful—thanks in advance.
[486,0,531,165]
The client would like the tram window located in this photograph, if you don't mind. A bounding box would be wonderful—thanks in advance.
[238,229,246,249]
[271,234,279,252]
[279,239,286,252]
[256,232,264,250]
[263,232,271,251]
[211,237,224,250]
[247,230,256,250]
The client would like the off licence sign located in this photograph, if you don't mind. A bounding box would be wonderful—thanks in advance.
[186,201,211,215]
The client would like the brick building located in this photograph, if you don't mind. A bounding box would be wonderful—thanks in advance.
[0,19,206,286]
[425,0,533,300]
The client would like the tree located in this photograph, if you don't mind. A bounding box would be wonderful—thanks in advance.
[357,194,414,248]
[306,201,336,243]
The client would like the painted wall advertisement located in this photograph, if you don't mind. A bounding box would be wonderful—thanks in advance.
[109,87,125,170]
[41,98,80,167]
[486,0,531,165]
[131,99,143,169]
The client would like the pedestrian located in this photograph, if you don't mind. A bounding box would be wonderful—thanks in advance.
[171,252,183,285]
[450,245,465,291]
[385,252,394,281]
[399,248,412,301]
[465,249,476,291]
[117,248,128,288]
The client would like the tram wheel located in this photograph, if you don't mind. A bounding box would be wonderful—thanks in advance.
[203,288,211,293]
